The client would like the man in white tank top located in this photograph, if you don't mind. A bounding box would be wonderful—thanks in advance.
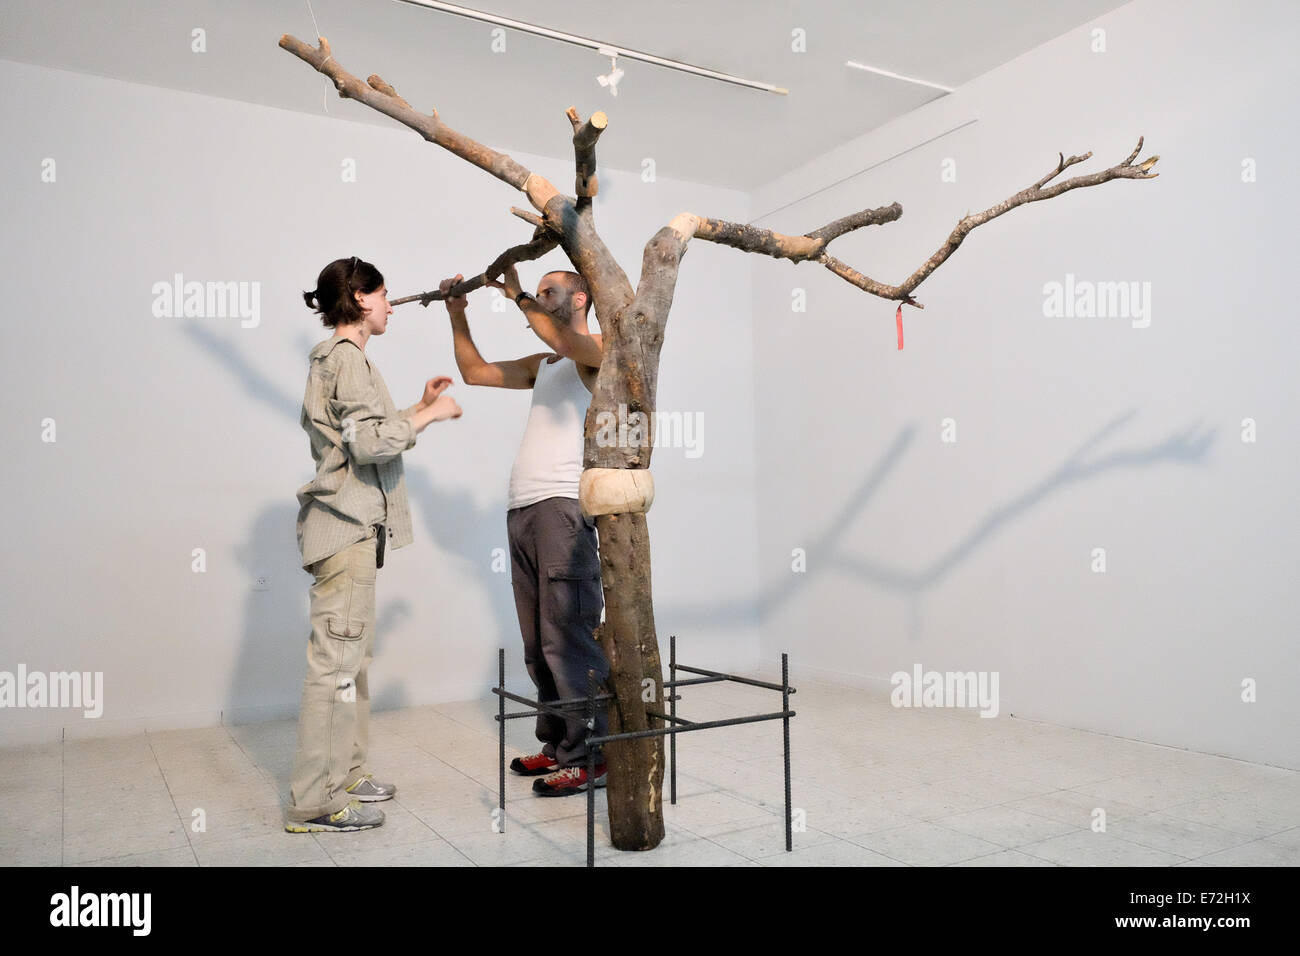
[442,267,610,795]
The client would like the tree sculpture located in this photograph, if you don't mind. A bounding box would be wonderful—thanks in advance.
[280,33,1160,851]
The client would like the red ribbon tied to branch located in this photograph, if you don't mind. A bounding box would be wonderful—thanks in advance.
[896,303,904,350]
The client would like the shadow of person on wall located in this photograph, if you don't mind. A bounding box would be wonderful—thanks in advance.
[189,323,522,763]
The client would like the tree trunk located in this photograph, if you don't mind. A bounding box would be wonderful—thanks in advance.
[581,279,671,849]
[591,512,664,850]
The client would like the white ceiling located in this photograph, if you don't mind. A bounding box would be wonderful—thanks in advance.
[0,0,1133,188]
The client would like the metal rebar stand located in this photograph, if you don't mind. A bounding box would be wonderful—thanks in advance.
[585,668,598,868]
[492,635,796,867]
[497,648,506,835]
[669,634,677,805]
[782,651,792,852]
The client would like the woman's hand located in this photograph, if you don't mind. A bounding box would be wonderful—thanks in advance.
[418,376,453,409]
[410,376,462,431]
[428,392,462,422]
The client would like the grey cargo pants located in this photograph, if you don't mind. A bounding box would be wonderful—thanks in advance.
[506,496,609,767]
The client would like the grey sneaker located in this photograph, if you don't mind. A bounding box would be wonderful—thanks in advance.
[345,774,396,802]
[285,800,385,832]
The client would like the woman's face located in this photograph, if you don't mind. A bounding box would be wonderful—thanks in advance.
[354,285,392,335]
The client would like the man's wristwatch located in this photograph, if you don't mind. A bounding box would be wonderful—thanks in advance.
[515,291,534,307]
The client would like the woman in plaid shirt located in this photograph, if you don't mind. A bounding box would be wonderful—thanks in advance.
[285,255,461,833]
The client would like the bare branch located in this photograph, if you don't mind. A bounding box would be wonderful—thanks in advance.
[806,203,904,243]
[654,202,902,267]
[279,34,562,215]
[1122,135,1146,166]
[817,254,923,307]
[883,136,1160,300]
[662,138,1158,307]
[567,107,607,208]
[1032,150,1090,190]
[390,228,560,307]
[511,206,547,229]
[365,74,411,110]
[280,35,634,330]
[690,218,823,259]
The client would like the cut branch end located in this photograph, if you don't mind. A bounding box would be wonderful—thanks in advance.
[511,206,546,229]
[366,73,411,109]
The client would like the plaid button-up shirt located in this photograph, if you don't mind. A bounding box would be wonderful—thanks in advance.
[296,334,417,570]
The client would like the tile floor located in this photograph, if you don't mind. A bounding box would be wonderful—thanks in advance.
[2,674,1297,866]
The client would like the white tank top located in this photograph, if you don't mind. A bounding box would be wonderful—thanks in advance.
[507,355,592,510]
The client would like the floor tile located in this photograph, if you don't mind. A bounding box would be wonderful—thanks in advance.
[2,689,1293,867]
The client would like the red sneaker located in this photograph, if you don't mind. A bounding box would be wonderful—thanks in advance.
[532,764,608,797]
[509,752,559,776]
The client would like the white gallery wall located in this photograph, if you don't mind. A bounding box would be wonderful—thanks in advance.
[0,56,759,744]
[2,0,1295,771]
[750,0,1299,768]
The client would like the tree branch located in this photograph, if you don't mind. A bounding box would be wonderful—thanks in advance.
[280,35,634,325]
[806,204,904,243]
[567,107,607,210]
[510,206,547,230]
[279,34,563,215]
[390,226,559,307]
[878,135,1160,302]
[636,204,904,309]
[661,137,1158,307]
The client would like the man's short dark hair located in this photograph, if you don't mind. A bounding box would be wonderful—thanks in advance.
[543,270,589,311]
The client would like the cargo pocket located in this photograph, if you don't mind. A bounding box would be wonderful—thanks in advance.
[326,566,369,693]
[546,558,603,631]
[327,616,366,640]
[330,541,376,642]
[325,612,365,695]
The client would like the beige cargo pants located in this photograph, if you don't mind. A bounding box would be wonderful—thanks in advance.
[285,526,379,823]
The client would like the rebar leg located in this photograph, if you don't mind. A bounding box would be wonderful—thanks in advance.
[498,647,506,835]
[670,633,677,805]
[586,668,596,868]
[783,651,792,853]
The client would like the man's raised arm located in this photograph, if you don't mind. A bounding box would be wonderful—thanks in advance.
[442,273,552,389]
[486,266,603,370]
[517,300,602,369]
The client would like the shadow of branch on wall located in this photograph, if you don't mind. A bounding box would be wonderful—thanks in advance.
[656,409,1215,645]
[189,324,1216,679]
